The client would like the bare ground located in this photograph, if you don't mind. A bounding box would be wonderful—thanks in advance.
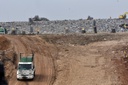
[1,33,128,85]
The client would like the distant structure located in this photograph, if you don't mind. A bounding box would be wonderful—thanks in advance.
[93,20,97,33]
[87,16,93,20]
[29,15,49,24]
[81,27,86,33]
[30,25,34,34]
[64,27,69,34]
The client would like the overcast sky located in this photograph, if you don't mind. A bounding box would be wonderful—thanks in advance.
[0,0,127,22]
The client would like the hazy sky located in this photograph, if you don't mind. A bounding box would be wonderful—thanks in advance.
[0,0,127,22]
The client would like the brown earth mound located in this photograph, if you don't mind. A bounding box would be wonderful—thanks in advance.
[111,44,128,84]
[41,33,128,85]
[0,36,10,50]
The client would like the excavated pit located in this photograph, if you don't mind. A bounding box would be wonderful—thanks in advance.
[1,33,128,85]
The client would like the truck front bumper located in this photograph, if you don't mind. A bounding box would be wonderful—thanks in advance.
[17,75,34,80]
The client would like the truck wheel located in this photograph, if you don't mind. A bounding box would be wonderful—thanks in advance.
[34,72,35,77]
[31,78,34,81]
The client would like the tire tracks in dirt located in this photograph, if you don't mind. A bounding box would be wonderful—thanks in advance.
[5,35,55,85]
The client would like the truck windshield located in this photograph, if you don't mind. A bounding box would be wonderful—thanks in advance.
[19,64,32,70]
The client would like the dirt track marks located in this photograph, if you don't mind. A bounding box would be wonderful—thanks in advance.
[6,36,54,85]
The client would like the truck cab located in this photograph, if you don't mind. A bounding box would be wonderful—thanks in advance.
[0,27,6,34]
[17,53,35,80]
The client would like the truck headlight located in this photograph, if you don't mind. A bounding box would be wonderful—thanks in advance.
[31,71,34,74]
[29,70,33,74]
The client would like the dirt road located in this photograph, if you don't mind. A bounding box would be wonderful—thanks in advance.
[4,35,55,85]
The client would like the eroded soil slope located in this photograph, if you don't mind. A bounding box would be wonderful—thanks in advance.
[42,33,128,85]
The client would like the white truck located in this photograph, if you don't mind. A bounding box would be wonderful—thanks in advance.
[17,53,35,80]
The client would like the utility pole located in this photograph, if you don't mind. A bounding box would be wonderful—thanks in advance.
[93,20,97,33]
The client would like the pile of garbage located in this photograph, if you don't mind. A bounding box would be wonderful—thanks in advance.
[0,19,128,34]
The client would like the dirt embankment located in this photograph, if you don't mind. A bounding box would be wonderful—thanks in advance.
[111,44,128,84]
[41,33,127,45]
[0,36,16,81]
[0,36,10,50]
[41,33,128,85]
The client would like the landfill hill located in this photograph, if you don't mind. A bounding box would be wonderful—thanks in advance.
[0,19,128,34]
